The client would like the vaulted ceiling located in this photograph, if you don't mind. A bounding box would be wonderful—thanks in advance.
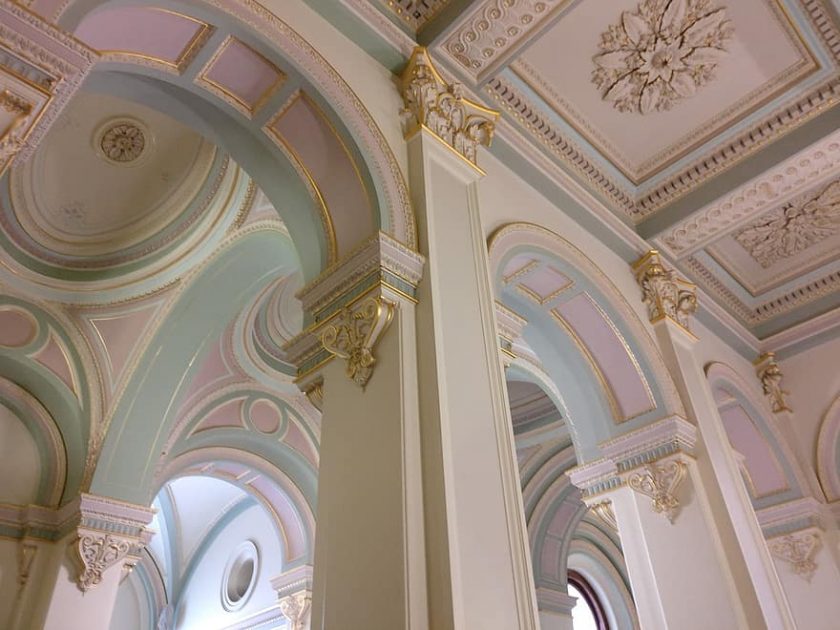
[337,0,840,344]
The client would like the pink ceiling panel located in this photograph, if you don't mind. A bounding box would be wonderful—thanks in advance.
[0,309,36,347]
[519,264,570,301]
[75,7,208,67]
[201,38,283,113]
[502,254,536,280]
[720,404,788,498]
[269,94,373,254]
[555,294,653,421]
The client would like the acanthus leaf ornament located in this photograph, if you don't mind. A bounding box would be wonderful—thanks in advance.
[627,459,688,523]
[75,532,132,591]
[320,296,395,389]
[591,500,619,532]
[279,591,312,630]
[400,47,499,166]
[592,0,733,114]
[632,251,697,331]
[754,352,792,413]
[769,531,821,581]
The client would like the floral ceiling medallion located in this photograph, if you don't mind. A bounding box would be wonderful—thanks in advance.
[95,117,149,165]
[592,0,733,115]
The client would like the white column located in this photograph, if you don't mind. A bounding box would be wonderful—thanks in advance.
[284,48,537,630]
[11,495,153,630]
[570,418,756,630]
[535,587,575,630]
[631,252,794,629]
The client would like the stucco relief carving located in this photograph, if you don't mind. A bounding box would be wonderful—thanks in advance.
[444,0,563,78]
[591,500,619,532]
[75,532,132,591]
[400,47,498,165]
[733,180,840,268]
[592,0,733,114]
[380,0,450,28]
[627,458,688,523]
[769,531,821,581]
[279,591,312,630]
[0,89,33,163]
[99,121,146,164]
[754,352,792,413]
[321,296,395,389]
[632,251,697,331]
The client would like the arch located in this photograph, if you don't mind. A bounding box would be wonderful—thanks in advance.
[817,394,840,502]
[0,293,101,503]
[90,226,299,504]
[489,222,684,461]
[706,362,806,508]
[53,0,415,280]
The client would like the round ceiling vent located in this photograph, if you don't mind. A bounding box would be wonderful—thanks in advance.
[221,540,259,611]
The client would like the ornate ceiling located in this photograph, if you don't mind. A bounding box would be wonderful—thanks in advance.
[345,0,840,342]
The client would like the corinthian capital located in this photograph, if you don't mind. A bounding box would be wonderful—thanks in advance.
[399,47,499,166]
[632,251,697,332]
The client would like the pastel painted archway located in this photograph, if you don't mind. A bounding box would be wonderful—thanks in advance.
[817,395,840,502]
[50,0,416,280]
[489,222,684,461]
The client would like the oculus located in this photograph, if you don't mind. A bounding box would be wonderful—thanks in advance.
[592,0,733,114]
[221,541,259,611]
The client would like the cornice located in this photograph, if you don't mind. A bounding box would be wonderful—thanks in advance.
[757,497,825,538]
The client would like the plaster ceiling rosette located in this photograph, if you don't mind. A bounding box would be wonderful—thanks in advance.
[0,91,252,297]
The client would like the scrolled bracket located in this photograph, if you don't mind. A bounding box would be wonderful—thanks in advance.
[320,297,395,389]
[627,459,688,524]
[74,532,132,592]
[769,531,821,582]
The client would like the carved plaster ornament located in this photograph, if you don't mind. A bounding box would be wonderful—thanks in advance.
[0,88,33,163]
[734,180,840,268]
[17,541,37,587]
[400,47,499,165]
[627,459,688,523]
[75,532,132,591]
[768,531,821,581]
[303,378,324,411]
[591,500,619,532]
[592,0,733,114]
[632,251,697,331]
[99,121,146,164]
[279,591,312,630]
[754,352,792,413]
[320,296,395,389]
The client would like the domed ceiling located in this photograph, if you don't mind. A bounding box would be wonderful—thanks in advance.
[0,90,228,284]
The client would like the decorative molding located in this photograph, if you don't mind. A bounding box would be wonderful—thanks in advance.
[495,300,526,363]
[592,0,733,115]
[303,378,324,412]
[75,532,132,592]
[590,500,618,532]
[660,133,840,257]
[733,179,840,268]
[757,497,824,539]
[768,530,821,581]
[321,297,395,388]
[98,120,146,164]
[754,352,792,413]
[17,541,37,587]
[279,591,312,630]
[443,0,566,81]
[378,0,452,30]
[632,251,697,331]
[400,47,499,166]
[627,458,688,523]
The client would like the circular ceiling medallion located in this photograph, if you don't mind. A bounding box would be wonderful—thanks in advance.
[95,118,149,165]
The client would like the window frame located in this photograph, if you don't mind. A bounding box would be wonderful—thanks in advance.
[568,570,610,630]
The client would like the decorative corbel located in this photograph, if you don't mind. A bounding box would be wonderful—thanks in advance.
[399,47,499,166]
[279,591,312,630]
[320,297,395,389]
[754,352,792,413]
[768,531,821,581]
[17,541,37,587]
[631,251,697,332]
[590,500,618,532]
[627,459,688,523]
[75,532,132,591]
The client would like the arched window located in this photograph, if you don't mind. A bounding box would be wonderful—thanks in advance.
[568,570,609,630]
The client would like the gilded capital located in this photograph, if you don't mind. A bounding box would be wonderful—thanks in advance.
[627,458,688,524]
[632,251,697,332]
[279,591,312,630]
[769,531,821,581]
[400,47,499,166]
[754,352,792,413]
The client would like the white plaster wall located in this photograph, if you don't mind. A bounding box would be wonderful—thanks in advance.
[175,503,284,630]
[109,571,149,630]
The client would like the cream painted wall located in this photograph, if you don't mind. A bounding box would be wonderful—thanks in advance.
[0,404,41,505]
[109,571,149,630]
[0,539,20,629]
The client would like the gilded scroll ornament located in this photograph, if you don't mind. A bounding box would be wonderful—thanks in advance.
[769,531,821,581]
[592,0,733,114]
[279,591,312,630]
[320,297,395,389]
[754,352,792,413]
[627,459,687,523]
[591,500,619,532]
[400,47,499,165]
[75,532,131,591]
[632,251,697,331]
[0,89,33,164]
